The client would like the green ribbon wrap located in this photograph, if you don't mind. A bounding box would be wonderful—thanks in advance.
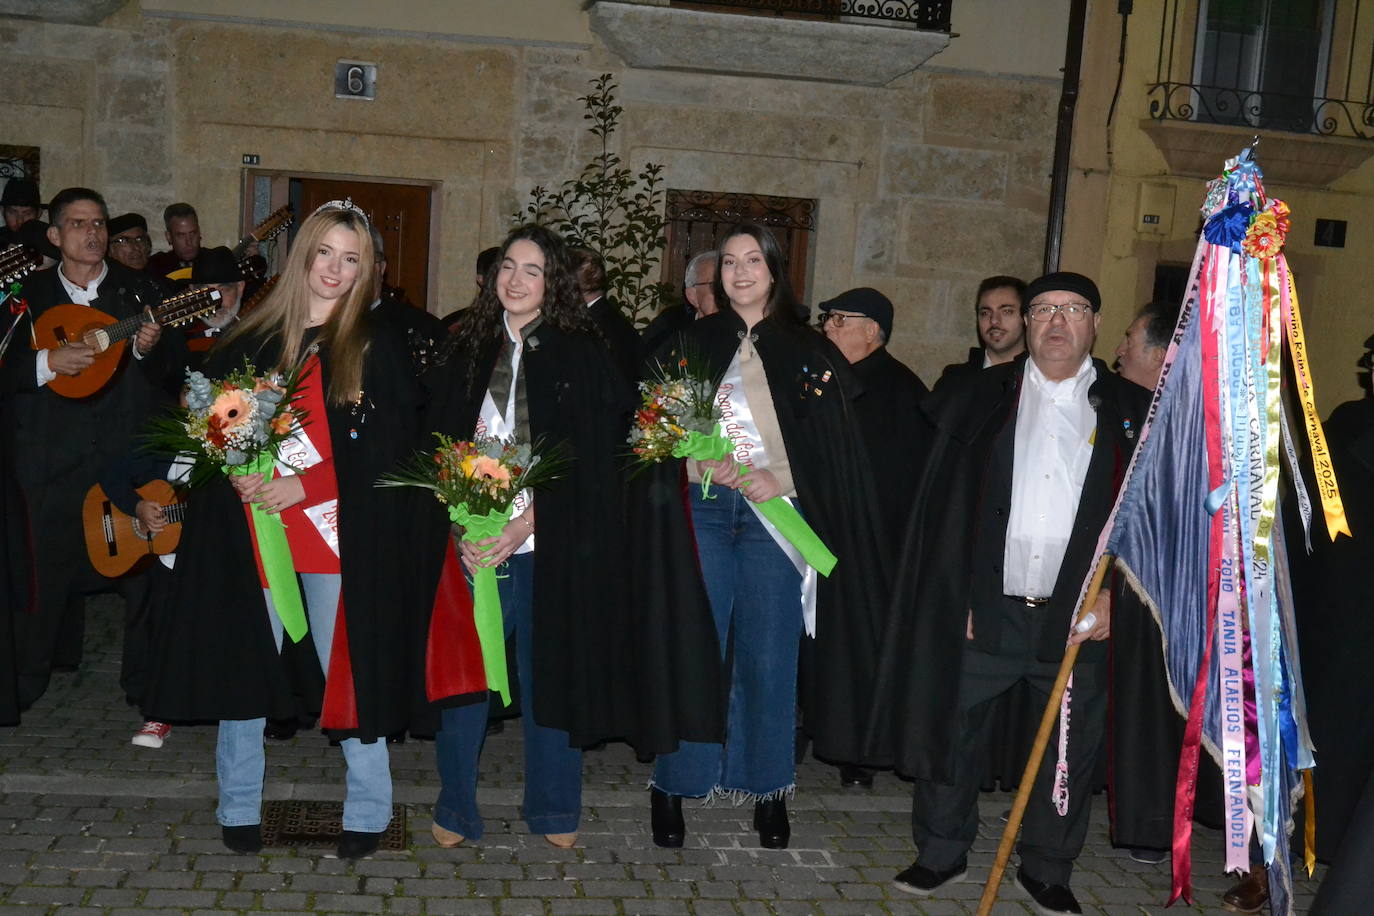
[229,453,308,643]
[674,425,837,577]
[449,502,514,706]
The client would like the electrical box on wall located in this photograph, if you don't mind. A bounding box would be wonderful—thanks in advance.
[335,61,377,101]
[1136,182,1176,236]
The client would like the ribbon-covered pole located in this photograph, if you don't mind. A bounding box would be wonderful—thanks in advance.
[450,502,513,706]
[976,553,1112,916]
[230,454,307,643]
[0,288,28,365]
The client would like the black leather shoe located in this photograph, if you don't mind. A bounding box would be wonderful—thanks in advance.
[221,824,262,854]
[264,718,298,741]
[1221,864,1268,913]
[892,860,967,895]
[753,798,790,849]
[385,730,407,744]
[1016,868,1082,915]
[650,788,684,848]
[838,764,874,789]
[337,829,384,861]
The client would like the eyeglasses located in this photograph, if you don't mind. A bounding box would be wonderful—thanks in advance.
[686,281,712,289]
[111,235,151,248]
[819,311,869,328]
[1027,302,1093,322]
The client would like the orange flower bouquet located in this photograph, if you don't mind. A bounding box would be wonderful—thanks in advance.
[378,434,567,703]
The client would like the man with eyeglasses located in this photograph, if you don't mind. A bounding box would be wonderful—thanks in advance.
[106,213,155,274]
[1,187,185,713]
[871,272,1148,916]
[642,249,718,354]
[812,287,928,789]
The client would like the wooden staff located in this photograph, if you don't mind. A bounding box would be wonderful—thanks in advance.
[975,553,1113,916]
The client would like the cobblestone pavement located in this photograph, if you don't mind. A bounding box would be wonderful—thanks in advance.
[0,596,1321,914]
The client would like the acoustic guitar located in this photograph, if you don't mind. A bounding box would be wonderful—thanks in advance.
[33,285,222,399]
[234,206,293,281]
[82,479,184,578]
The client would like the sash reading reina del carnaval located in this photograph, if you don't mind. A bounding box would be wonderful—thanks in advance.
[1084,147,1348,915]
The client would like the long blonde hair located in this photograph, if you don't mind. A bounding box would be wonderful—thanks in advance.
[226,207,375,406]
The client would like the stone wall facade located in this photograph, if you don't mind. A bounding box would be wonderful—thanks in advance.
[1,8,1060,382]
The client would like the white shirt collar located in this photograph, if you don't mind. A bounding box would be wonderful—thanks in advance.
[1025,353,1095,396]
[57,261,109,304]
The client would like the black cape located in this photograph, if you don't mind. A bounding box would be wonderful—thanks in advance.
[143,315,441,741]
[867,356,1148,781]
[656,310,891,765]
[422,322,723,754]
[1296,397,1374,860]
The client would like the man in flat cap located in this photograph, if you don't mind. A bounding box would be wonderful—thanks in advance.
[814,287,929,788]
[868,272,1148,915]
[106,213,154,274]
[0,179,44,248]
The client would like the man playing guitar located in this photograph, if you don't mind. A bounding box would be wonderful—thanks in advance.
[1,187,186,711]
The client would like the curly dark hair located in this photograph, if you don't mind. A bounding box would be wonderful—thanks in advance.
[447,224,598,381]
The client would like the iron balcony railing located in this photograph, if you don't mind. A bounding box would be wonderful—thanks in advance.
[673,0,953,31]
[1147,0,1374,140]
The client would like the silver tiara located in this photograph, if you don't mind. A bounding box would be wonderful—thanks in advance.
[310,197,369,224]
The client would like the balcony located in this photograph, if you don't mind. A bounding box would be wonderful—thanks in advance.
[589,0,953,86]
[1142,0,1374,187]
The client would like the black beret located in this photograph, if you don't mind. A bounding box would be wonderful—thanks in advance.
[1024,271,1102,312]
[107,212,148,236]
[1,179,42,209]
[817,287,894,340]
[16,219,59,260]
[191,246,243,284]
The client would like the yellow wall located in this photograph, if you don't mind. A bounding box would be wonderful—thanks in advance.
[1064,0,1374,413]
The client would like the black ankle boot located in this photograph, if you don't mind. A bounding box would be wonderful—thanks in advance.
[650,788,684,848]
[753,798,790,849]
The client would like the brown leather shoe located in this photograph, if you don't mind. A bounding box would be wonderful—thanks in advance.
[1222,864,1268,913]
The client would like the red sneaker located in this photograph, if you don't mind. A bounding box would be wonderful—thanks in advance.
[131,721,172,748]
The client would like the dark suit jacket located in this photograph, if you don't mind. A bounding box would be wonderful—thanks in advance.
[934,346,985,391]
[868,354,1148,781]
[587,295,643,384]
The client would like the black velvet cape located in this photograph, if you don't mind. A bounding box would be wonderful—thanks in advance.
[421,321,724,754]
[143,314,446,741]
[867,357,1148,782]
[655,309,891,766]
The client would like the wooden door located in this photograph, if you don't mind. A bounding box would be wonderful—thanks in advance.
[662,189,816,305]
[292,178,433,309]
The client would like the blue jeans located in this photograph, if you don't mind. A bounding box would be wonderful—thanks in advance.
[652,487,802,799]
[433,551,582,839]
[217,573,393,833]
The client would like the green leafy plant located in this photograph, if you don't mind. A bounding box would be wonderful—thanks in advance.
[517,73,674,328]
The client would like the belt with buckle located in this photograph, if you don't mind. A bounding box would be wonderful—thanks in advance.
[1006,594,1051,607]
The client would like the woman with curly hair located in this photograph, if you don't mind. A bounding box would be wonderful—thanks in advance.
[423,225,637,848]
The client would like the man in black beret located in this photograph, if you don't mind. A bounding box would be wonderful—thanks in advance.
[814,287,929,788]
[1,179,45,249]
[870,271,1148,916]
[106,213,154,273]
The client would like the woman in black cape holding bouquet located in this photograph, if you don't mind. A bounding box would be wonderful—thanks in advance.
[420,224,722,849]
[144,202,459,860]
[645,223,890,849]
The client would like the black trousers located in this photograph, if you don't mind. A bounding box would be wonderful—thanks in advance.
[912,597,1107,885]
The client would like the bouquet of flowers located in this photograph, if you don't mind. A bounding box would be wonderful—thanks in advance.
[379,434,568,704]
[143,357,312,642]
[629,349,837,577]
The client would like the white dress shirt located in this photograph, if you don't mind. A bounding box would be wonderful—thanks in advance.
[1002,355,1097,597]
[35,262,110,387]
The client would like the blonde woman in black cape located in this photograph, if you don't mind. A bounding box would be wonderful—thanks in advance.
[144,202,444,861]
